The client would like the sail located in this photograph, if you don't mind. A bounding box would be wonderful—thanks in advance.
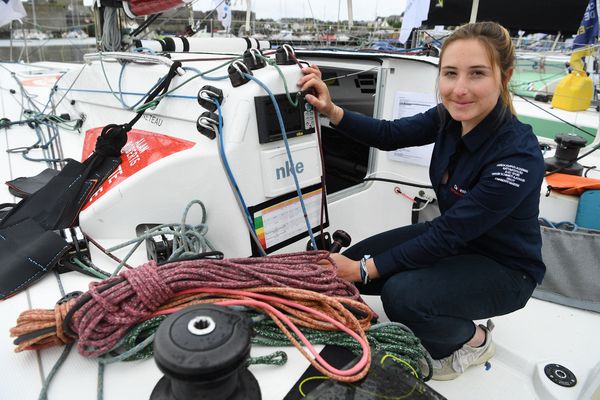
[0,0,27,28]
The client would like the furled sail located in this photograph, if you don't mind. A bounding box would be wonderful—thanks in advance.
[122,0,193,18]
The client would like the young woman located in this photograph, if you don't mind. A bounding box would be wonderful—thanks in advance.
[297,21,545,380]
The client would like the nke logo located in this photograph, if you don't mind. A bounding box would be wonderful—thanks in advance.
[275,161,304,180]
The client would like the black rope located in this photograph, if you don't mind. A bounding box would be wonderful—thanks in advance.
[90,61,182,161]
[363,177,434,189]
[514,93,596,139]
[130,13,163,38]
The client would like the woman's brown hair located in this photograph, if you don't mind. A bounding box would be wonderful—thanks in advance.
[439,21,516,115]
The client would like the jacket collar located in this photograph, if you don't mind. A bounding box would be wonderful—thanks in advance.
[460,99,510,152]
[441,99,509,152]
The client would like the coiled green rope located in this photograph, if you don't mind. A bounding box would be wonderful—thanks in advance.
[114,313,430,379]
[251,318,430,379]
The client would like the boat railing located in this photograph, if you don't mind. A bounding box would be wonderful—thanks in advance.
[83,52,186,76]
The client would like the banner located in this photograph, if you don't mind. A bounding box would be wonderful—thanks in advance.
[213,0,232,32]
[0,0,27,28]
[573,0,598,51]
[569,0,598,70]
[399,0,431,44]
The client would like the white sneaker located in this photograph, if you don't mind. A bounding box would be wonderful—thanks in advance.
[426,320,496,381]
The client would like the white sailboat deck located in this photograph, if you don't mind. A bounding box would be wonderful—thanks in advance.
[1,60,600,400]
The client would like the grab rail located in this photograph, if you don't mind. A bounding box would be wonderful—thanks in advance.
[83,52,186,76]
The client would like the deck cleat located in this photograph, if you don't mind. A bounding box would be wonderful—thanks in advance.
[196,111,220,140]
[197,85,224,112]
[275,44,296,65]
[227,60,253,87]
[243,48,266,70]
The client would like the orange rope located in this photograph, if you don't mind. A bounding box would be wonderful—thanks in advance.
[10,299,77,352]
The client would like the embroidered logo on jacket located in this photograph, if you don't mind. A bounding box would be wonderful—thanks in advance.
[450,184,468,197]
[491,163,528,188]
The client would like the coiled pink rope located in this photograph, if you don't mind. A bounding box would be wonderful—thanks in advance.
[70,251,362,356]
[158,288,371,380]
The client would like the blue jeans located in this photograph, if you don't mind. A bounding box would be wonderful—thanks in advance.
[342,223,536,359]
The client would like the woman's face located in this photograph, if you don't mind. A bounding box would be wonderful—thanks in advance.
[439,39,502,135]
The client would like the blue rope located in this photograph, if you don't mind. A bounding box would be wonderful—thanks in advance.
[214,100,266,256]
[181,65,228,81]
[117,62,167,110]
[215,102,254,231]
[539,217,579,231]
[132,47,157,54]
[53,86,196,101]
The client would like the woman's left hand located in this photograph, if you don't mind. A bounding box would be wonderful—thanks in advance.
[327,253,362,283]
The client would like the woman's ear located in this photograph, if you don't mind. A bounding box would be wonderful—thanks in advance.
[503,67,514,85]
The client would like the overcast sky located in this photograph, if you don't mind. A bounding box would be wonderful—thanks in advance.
[192,0,409,21]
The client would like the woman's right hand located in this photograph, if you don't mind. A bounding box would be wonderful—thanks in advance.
[297,64,344,125]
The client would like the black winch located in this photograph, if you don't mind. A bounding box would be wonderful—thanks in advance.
[544,133,587,176]
[150,304,261,400]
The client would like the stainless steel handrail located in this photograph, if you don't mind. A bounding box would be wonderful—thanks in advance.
[83,52,186,76]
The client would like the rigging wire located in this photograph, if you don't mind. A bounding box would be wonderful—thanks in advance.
[512,92,596,139]
[0,65,84,168]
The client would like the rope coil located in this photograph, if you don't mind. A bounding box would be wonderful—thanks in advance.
[10,251,364,354]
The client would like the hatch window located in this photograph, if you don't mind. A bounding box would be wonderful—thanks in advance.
[318,66,377,194]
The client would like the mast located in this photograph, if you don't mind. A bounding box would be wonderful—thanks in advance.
[469,0,479,23]
[245,0,252,34]
[347,0,353,29]
[31,0,37,29]
[9,21,14,61]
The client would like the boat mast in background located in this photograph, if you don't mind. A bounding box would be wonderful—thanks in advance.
[347,0,353,29]
[245,0,252,34]
[469,0,478,23]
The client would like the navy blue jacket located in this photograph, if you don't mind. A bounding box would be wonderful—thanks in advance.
[337,100,546,284]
